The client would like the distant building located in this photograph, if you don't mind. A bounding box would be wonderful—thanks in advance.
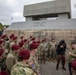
[6,0,76,43]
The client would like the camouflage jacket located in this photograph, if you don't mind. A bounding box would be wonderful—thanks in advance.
[11,62,37,75]
[49,42,57,50]
[28,54,40,75]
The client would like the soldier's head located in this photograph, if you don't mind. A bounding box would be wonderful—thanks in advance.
[29,43,38,55]
[12,44,20,53]
[24,39,28,44]
[18,49,30,62]
[19,41,24,49]
[1,34,7,40]
[13,36,18,43]
[51,38,55,42]
[71,42,76,50]
[0,49,4,59]
[20,36,24,40]
[9,34,14,41]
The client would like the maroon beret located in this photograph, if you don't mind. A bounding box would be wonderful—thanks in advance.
[30,36,33,39]
[31,37,35,41]
[30,43,38,50]
[24,39,27,43]
[0,40,4,45]
[0,49,4,56]
[13,36,17,40]
[19,42,24,47]
[10,34,14,39]
[42,39,45,42]
[1,35,6,39]
[19,49,30,60]
[20,36,24,39]
[71,60,76,71]
[12,44,20,50]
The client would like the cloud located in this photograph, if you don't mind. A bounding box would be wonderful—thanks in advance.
[0,0,76,25]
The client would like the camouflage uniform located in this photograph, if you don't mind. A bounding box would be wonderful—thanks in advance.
[0,53,6,72]
[24,43,29,50]
[11,62,37,75]
[49,41,57,60]
[28,54,40,75]
[5,51,18,74]
[37,42,48,63]
[5,40,11,54]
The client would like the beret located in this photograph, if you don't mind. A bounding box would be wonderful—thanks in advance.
[10,34,14,39]
[0,40,3,45]
[19,42,24,47]
[20,36,24,39]
[12,44,20,50]
[13,36,17,40]
[30,43,38,50]
[31,37,35,41]
[24,39,27,43]
[30,36,33,39]
[71,60,76,71]
[19,49,30,60]
[1,35,6,39]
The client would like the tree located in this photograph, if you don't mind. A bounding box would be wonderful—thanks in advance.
[0,23,4,29]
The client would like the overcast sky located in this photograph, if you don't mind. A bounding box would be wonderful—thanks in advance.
[0,0,76,25]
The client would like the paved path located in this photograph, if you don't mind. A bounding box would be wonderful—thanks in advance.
[40,61,69,75]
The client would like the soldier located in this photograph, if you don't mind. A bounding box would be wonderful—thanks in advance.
[1,34,7,47]
[11,49,37,75]
[29,37,36,45]
[19,41,24,50]
[24,39,29,50]
[5,34,14,54]
[28,42,40,75]
[68,42,76,75]
[49,38,57,61]
[56,39,67,70]
[12,36,18,45]
[20,36,24,42]
[5,44,20,74]
[0,49,6,72]
[37,38,48,64]
[0,40,4,49]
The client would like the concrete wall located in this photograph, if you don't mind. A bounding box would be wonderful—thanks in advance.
[23,0,71,19]
[5,30,76,45]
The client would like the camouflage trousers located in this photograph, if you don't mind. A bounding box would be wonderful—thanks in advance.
[38,51,48,63]
[49,49,56,60]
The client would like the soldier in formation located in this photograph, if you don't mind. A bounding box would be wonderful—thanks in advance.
[48,38,57,61]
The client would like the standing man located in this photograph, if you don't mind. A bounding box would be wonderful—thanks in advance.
[56,39,67,70]
[68,42,76,75]
[49,38,57,61]
[5,44,20,74]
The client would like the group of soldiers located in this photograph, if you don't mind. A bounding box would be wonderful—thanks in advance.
[0,33,76,75]
[0,33,57,75]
